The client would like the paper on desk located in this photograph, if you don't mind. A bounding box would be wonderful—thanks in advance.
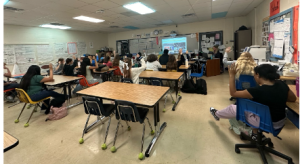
[202,35,206,40]
[202,48,209,53]
[210,37,215,43]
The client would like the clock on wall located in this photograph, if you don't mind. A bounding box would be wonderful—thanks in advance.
[153,30,159,35]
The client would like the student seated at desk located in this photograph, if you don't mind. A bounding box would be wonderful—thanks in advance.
[146,54,162,71]
[210,64,297,140]
[212,45,223,73]
[177,49,190,68]
[63,55,78,76]
[4,63,19,102]
[103,56,112,68]
[166,55,177,72]
[89,54,99,66]
[79,57,102,84]
[54,58,64,75]
[112,55,124,75]
[20,64,66,114]
[123,57,146,84]
[159,49,169,65]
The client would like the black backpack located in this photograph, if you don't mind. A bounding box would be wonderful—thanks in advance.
[195,79,207,95]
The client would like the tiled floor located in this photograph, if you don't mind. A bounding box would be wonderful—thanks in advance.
[4,73,299,164]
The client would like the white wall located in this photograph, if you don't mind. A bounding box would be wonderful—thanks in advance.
[4,24,108,54]
[107,16,250,59]
[247,0,299,45]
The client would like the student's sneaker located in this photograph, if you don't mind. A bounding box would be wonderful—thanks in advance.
[251,133,267,142]
[210,107,219,121]
[6,96,15,103]
[229,119,252,136]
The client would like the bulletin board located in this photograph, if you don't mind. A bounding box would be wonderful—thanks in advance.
[262,16,270,46]
[67,42,77,54]
[199,31,223,53]
[268,7,294,62]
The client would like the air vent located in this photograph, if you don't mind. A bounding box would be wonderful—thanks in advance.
[182,13,195,18]
[4,6,24,12]
[110,26,119,28]
[50,23,64,26]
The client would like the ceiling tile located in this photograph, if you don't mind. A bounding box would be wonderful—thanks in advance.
[4,1,41,10]
[93,1,120,9]
[109,0,138,5]
[56,0,89,8]
[109,6,130,13]
[78,0,105,4]
[78,5,103,12]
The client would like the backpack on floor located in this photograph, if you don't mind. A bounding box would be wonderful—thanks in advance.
[181,79,196,93]
[46,102,68,121]
[195,79,207,95]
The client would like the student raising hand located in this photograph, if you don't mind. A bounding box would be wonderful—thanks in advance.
[225,47,232,53]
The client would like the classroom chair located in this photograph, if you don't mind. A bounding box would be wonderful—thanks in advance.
[190,63,205,81]
[112,66,123,82]
[230,75,257,101]
[111,100,154,160]
[4,88,16,102]
[79,97,115,147]
[150,77,175,112]
[235,98,293,164]
[120,77,133,83]
[14,88,50,127]
[77,75,99,87]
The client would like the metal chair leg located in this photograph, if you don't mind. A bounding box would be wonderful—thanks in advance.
[15,103,27,123]
[126,121,131,131]
[101,116,111,150]
[24,104,38,127]
[79,114,91,144]
[139,123,146,160]
[111,120,121,152]
[146,117,155,135]
[169,91,175,103]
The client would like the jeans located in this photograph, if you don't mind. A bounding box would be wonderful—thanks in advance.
[4,83,19,90]
[30,90,65,110]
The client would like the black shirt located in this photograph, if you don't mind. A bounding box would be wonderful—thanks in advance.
[247,80,289,122]
[159,54,169,65]
[63,59,78,76]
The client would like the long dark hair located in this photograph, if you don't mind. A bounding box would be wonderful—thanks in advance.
[254,64,280,81]
[167,55,177,71]
[57,58,64,64]
[20,65,41,92]
[147,54,157,63]
[80,58,91,77]
[104,56,110,63]
[123,58,132,78]
[113,55,120,67]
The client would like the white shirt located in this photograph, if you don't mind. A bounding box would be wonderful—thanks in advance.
[119,60,124,74]
[86,66,93,81]
[131,58,146,84]
[146,61,162,71]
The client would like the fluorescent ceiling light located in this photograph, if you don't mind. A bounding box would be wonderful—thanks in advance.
[40,24,71,30]
[123,2,155,15]
[4,0,9,5]
[73,16,104,23]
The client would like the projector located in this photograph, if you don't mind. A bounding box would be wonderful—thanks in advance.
[170,31,177,37]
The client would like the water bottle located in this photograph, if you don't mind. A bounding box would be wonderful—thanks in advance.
[185,59,188,67]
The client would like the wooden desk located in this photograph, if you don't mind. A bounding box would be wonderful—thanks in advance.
[44,75,83,107]
[4,131,19,152]
[77,82,169,157]
[280,76,297,81]
[93,68,116,81]
[161,65,190,70]
[93,68,116,74]
[188,61,196,64]
[286,85,299,129]
[206,58,220,77]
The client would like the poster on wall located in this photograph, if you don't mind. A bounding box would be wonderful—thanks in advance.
[262,19,270,46]
[270,0,280,17]
[67,42,77,54]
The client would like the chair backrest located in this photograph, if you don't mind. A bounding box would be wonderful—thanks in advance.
[121,77,133,83]
[82,96,112,117]
[114,100,144,123]
[15,88,31,103]
[236,75,257,90]
[150,77,163,86]
[77,75,89,87]
[236,98,281,136]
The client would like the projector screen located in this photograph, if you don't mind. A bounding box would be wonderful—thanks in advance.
[162,37,187,54]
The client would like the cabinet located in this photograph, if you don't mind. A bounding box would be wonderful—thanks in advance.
[234,30,252,60]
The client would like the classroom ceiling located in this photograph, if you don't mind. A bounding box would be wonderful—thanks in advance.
[4,0,264,33]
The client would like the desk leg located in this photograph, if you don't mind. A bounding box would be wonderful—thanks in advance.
[286,107,299,129]
[145,102,167,157]
[68,82,72,98]
[172,80,182,111]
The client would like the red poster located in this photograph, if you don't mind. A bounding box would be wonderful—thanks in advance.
[270,0,280,17]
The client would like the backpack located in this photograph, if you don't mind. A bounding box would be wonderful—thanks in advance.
[46,102,68,121]
[181,79,197,93]
[195,79,207,95]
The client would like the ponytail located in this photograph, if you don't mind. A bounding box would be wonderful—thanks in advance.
[123,58,132,78]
